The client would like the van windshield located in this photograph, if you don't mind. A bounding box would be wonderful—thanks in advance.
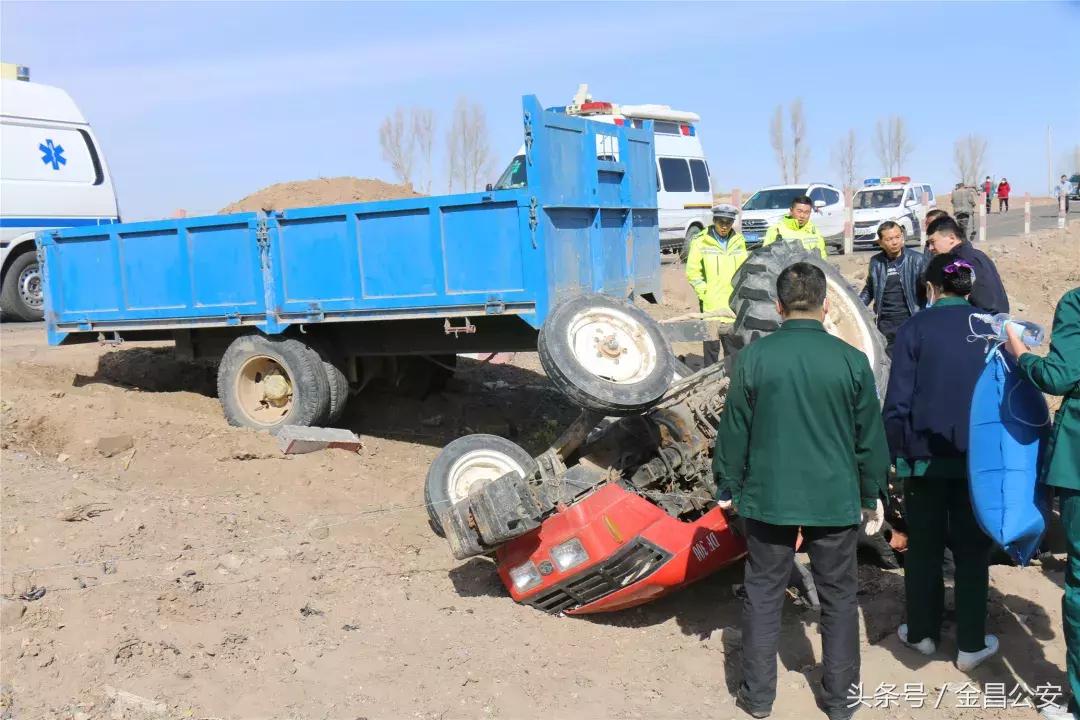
[854,189,903,209]
[493,155,527,190]
[743,188,808,211]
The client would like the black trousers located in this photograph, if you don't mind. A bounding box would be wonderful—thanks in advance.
[740,519,860,713]
[999,198,1009,212]
[956,212,973,242]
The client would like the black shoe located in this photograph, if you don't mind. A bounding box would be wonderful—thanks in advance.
[827,705,859,720]
[735,689,771,718]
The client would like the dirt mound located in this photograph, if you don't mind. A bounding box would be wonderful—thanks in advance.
[220,177,422,214]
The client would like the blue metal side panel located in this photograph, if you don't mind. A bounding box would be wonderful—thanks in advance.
[595,209,632,298]
[543,208,593,305]
[39,214,265,333]
[189,223,263,308]
[50,232,121,313]
[117,228,188,310]
[632,209,662,297]
[356,208,437,298]
[441,202,524,294]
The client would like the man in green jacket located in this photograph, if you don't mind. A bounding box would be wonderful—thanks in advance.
[685,204,749,365]
[762,195,828,259]
[1006,288,1080,720]
[714,262,889,720]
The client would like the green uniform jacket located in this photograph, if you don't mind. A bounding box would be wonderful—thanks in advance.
[762,214,827,259]
[685,227,749,315]
[712,319,890,526]
[1018,288,1080,490]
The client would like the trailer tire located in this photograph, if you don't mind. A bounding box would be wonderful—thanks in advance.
[428,354,457,394]
[314,348,350,426]
[425,434,536,537]
[0,250,45,322]
[218,334,331,431]
[727,240,890,395]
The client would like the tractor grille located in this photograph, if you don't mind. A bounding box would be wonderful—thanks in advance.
[525,538,672,614]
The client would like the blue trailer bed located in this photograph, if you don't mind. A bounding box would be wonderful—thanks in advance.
[37,95,663,430]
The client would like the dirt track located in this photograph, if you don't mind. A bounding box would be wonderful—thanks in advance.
[1,223,1078,719]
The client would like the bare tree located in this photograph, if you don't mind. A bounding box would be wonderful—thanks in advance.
[833,129,859,191]
[412,108,435,194]
[875,116,914,176]
[789,99,809,183]
[953,134,989,185]
[769,105,789,183]
[447,97,493,192]
[379,108,415,188]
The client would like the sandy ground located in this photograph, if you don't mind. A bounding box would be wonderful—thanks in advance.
[1,222,1078,719]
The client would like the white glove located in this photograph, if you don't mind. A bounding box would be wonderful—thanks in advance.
[861,499,885,536]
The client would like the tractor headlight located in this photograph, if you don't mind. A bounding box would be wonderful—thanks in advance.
[509,561,542,592]
[550,538,590,572]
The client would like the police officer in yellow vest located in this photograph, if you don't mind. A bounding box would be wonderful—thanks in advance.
[763,194,828,259]
[686,204,748,366]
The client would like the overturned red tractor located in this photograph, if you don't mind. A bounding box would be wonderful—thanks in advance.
[425,242,890,614]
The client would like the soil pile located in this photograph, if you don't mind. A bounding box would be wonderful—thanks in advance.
[220,177,422,214]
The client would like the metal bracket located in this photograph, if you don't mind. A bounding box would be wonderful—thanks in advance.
[529,197,539,249]
[523,110,533,160]
[484,299,505,315]
[97,331,123,347]
[443,317,477,337]
[255,218,271,269]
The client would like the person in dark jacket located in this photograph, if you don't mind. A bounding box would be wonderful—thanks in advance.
[926,216,1009,314]
[882,252,998,672]
[715,262,889,720]
[859,221,924,354]
[1005,289,1080,720]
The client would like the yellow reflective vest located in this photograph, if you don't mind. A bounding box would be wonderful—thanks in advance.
[685,227,749,316]
[762,215,827,259]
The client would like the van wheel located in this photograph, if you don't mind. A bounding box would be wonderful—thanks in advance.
[0,251,45,322]
[218,334,331,431]
[679,225,701,262]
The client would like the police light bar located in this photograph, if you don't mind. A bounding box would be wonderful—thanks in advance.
[863,176,910,186]
[577,101,615,115]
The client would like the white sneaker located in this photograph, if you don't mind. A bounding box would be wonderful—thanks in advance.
[897,624,936,655]
[956,634,1000,671]
[1039,702,1076,719]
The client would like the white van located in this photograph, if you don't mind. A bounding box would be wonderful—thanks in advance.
[0,65,120,320]
[739,183,846,250]
[851,177,930,249]
[494,85,712,256]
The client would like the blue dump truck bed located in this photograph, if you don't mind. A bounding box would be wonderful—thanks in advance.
[40,95,660,343]
[37,95,663,430]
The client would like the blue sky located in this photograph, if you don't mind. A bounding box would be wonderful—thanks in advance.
[3,1,1078,220]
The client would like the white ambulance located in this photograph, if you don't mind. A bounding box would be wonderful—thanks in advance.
[0,64,120,321]
[493,85,713,256]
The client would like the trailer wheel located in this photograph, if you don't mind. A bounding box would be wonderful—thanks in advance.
[727,240,889,395]
[538,294,673,415]
[428,354,457,394]
[218,334,331,431]
[322,358,350,425]
[0,250,45,322]
[425,434,536,537]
